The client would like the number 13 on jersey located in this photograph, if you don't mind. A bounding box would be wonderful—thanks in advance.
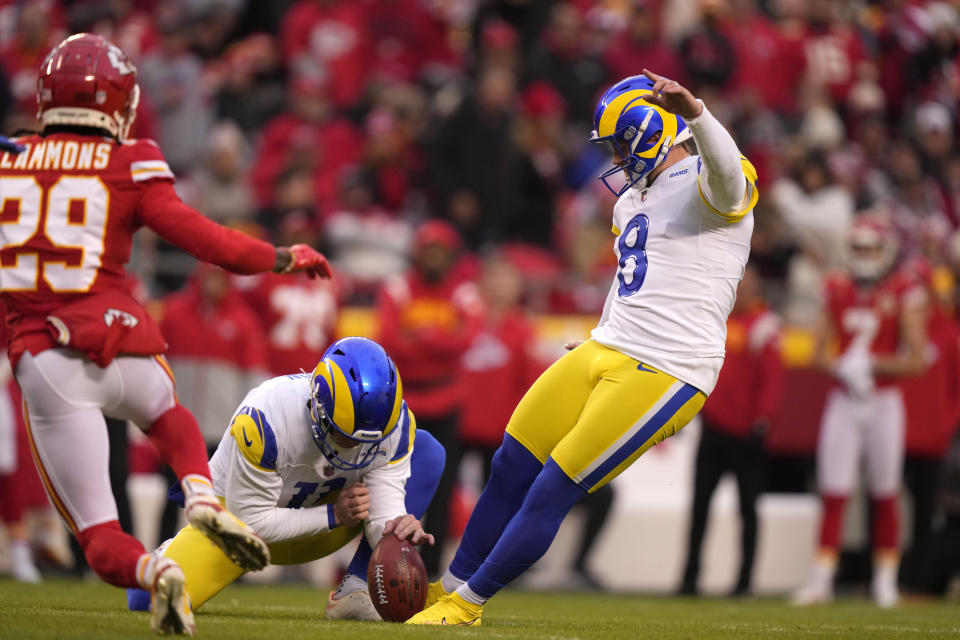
[616,213,649,297]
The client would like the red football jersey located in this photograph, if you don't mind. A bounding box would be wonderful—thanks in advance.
[235,272,343,375]
[825,269,926,384]
[0,133,276,365]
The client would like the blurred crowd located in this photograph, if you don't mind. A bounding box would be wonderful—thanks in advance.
[2,0,959,314]
[4,0,960,597]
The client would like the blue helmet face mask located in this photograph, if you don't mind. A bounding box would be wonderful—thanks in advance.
[589,75,692,196]
[309,337,404,471]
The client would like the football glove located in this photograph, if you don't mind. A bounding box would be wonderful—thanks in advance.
[832,348,875,398]
[277,244,332,279]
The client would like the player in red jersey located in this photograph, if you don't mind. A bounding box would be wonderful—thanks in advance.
[0,34,331,635]
[792,216,928,608]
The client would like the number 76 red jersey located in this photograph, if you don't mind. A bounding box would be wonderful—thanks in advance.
[0,133,277,364]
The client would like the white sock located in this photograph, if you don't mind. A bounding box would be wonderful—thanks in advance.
[456,584,487,606]
[873,561,898,587]
[333,572,368,599]
[181,474,217,500]
[10,541,40,583]
[811,555,837,587]
[441,570,464,594]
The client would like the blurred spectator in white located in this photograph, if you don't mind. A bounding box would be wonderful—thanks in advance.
[772,149,855,325]
[251,63,363,216]
[797,86,847,151]
[138,7,213,173]
[280,0,373,110]
[326,168,412,296]
[181,121,256,225]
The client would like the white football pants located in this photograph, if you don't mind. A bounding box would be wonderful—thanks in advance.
[15,349,178,533]
[816,387,905,497]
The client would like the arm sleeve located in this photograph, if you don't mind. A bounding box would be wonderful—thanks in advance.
[362,450,411,549]
[684,102,757,221]
[137,181,277,274]
[223,444,336,544]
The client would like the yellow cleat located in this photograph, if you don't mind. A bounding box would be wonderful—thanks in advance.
[424,580,451,608]
[406,592,482,626]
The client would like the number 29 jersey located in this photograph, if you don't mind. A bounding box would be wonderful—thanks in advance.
[590,154,758,395]
[0,133,276,363]
[0,134,173,316]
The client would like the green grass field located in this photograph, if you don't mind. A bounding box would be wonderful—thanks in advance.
[0,578,957,639]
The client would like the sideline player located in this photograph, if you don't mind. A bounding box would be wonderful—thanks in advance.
[127,337,444,621]
[408,69,758,625]
[792,216,928,608]
[0,34,330,634]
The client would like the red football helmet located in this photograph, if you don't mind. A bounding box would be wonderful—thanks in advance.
[36,33,140,140]
[848,214,900,283]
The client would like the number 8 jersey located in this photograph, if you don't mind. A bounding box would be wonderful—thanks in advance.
[591,153,758,395]
[0,133,278,367]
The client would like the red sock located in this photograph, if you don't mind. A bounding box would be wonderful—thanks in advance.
[871,495,899,551]
[76,520,146,588]
[147,405,211,482]
[819,494,848,550]
[0,472,24,524]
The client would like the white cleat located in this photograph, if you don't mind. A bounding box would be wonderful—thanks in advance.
[325,590,382,622]
[10,542,41,584]
[790,580,833,606]
[872,577,899,608]
[150,559,195,636]
[185,496,269,572]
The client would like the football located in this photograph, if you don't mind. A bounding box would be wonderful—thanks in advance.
[367,533,428,622]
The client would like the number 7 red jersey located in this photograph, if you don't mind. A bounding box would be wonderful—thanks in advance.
[824,269,927,385]
[0,133,277,366]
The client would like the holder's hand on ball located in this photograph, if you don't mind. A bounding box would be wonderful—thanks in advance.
[334,482,369,527]
[384,514,434,546]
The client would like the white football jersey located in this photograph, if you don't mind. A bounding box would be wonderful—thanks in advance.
[208,373,415,545]
[591,154,757,394]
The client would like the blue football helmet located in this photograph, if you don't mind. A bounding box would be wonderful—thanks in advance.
[309,337,404,470]
[589,74,693,196]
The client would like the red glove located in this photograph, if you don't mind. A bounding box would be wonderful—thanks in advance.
[277,244,332,279]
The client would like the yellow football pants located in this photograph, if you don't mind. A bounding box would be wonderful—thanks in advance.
[506,339,706,492]
[162,516,362,610]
